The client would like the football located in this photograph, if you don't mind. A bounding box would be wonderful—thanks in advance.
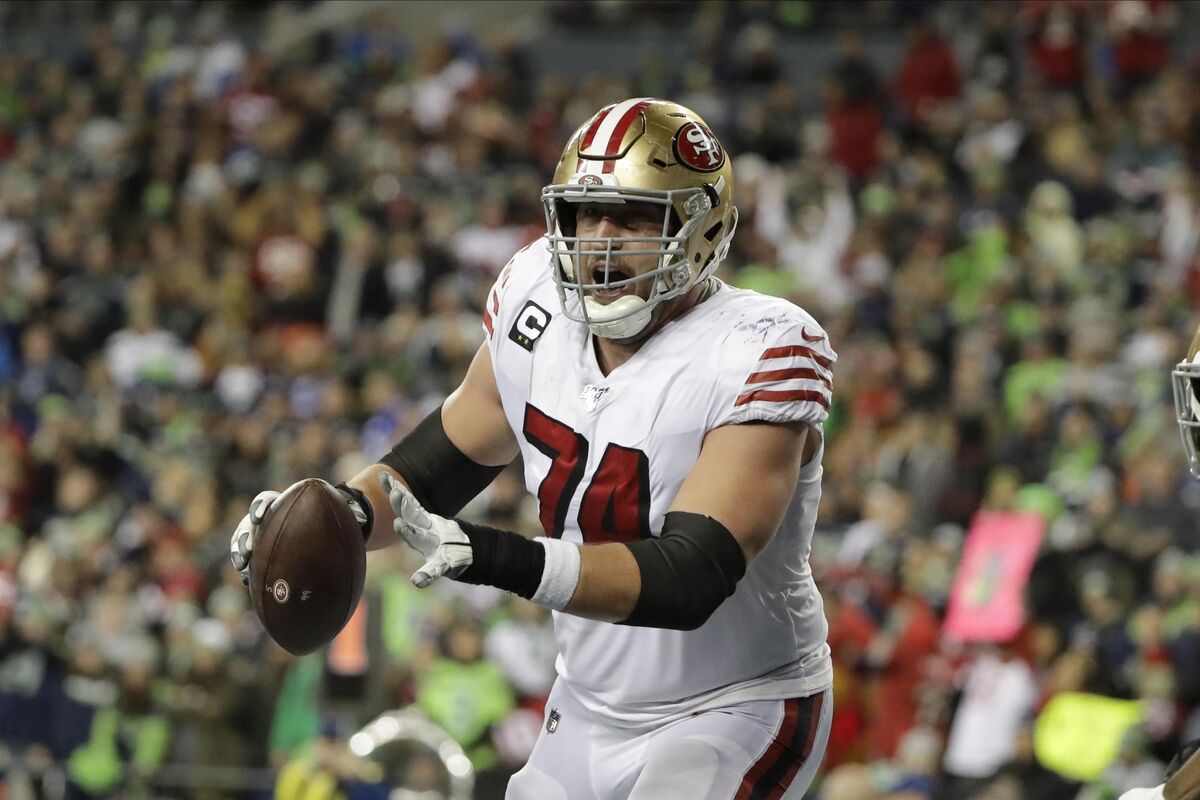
[248,479,367,655]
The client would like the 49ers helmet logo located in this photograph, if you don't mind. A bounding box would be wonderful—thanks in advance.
[672,122,725,172]
[271,579,290,604]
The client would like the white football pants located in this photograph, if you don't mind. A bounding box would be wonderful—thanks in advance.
[506,679,832,800]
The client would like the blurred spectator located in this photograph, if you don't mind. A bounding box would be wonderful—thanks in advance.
[1080,728,1166,800]
[66,655,169,798]
[886,726,941,799]
[942,644,1039,785]
[1022,1,1088,92]
[104,281,203,391]
[416,619,514,773]
[275,719,388,800]
[1108,1,1175,94]
[1025,180,1084,280]
[453,195,535,277]
[895,21,962,123]
[822,762,880,800]
[405,279,486,397]
[997,723,1080,799]
[825,32,884,183]
[863,573,940,759]
[970,4,1021,95]
[483,599,556,704]
[270,654,324,766]
[732,23,784,86]
[758,163,858,310]
[160,618,248,799]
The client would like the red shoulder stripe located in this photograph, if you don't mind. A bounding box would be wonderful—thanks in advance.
[759,345,833,370]
[734,389,829,410]
[745,367,832,390]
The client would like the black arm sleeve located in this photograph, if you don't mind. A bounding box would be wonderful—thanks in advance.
[619,511,747,631]
[378,405,506,517]
[453,518,545,600]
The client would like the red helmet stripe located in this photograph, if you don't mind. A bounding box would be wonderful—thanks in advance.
[602,100,651,173]
[576,104,614,171]
[580,105,613,151]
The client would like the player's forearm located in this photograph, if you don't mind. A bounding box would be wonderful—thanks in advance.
[562,544,641,622]
[450,512,744,630]
[348,464,407,551]
[358,399,510,552]
[1165,742,1200,800]
[450,527,643,623]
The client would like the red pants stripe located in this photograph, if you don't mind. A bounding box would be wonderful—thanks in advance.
[734,692,826,800]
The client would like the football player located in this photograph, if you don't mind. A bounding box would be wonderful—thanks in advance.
[1128,338,1200,800]
[232,98,835,799]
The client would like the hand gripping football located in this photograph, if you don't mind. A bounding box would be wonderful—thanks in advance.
[248,479,367,655]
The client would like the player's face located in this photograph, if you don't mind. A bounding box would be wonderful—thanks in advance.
[575,201,666,305]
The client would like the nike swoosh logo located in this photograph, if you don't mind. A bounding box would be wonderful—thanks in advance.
[801,327,824,343]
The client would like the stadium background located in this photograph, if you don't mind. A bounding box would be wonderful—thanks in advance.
[3,0,1200,797]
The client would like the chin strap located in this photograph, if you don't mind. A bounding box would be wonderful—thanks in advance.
[588,277,719,341]
[585,295,654,340]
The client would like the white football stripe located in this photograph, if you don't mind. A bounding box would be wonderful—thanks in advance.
[746,377,831,398]
[751,357,834,383]
[579,97,651,175]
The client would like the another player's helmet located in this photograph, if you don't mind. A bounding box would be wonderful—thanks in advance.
[542,98,738,340]
[1172,323,1200,477]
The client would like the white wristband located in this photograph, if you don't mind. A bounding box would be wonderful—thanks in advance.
[531,537,581,611]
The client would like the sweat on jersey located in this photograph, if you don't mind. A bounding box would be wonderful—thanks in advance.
[483,238,836,728]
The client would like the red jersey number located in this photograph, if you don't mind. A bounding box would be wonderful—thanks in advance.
[522,404,651,543]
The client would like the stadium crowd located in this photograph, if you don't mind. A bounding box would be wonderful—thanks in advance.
[1,0,1200,797]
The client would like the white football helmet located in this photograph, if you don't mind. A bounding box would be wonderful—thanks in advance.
[542,98,738,340]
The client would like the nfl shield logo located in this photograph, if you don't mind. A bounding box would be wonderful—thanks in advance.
[580,384,609,414]
[546,708,560,734]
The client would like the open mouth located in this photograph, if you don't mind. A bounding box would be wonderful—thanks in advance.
[589,265,635,302]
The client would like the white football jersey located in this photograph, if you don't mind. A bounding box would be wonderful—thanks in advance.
[484,239,835,727]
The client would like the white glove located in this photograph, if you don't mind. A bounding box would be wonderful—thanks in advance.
[229,490,281,585]
[229,480,371,585]
[1118,786,1165,800]
[379,472,473,588]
